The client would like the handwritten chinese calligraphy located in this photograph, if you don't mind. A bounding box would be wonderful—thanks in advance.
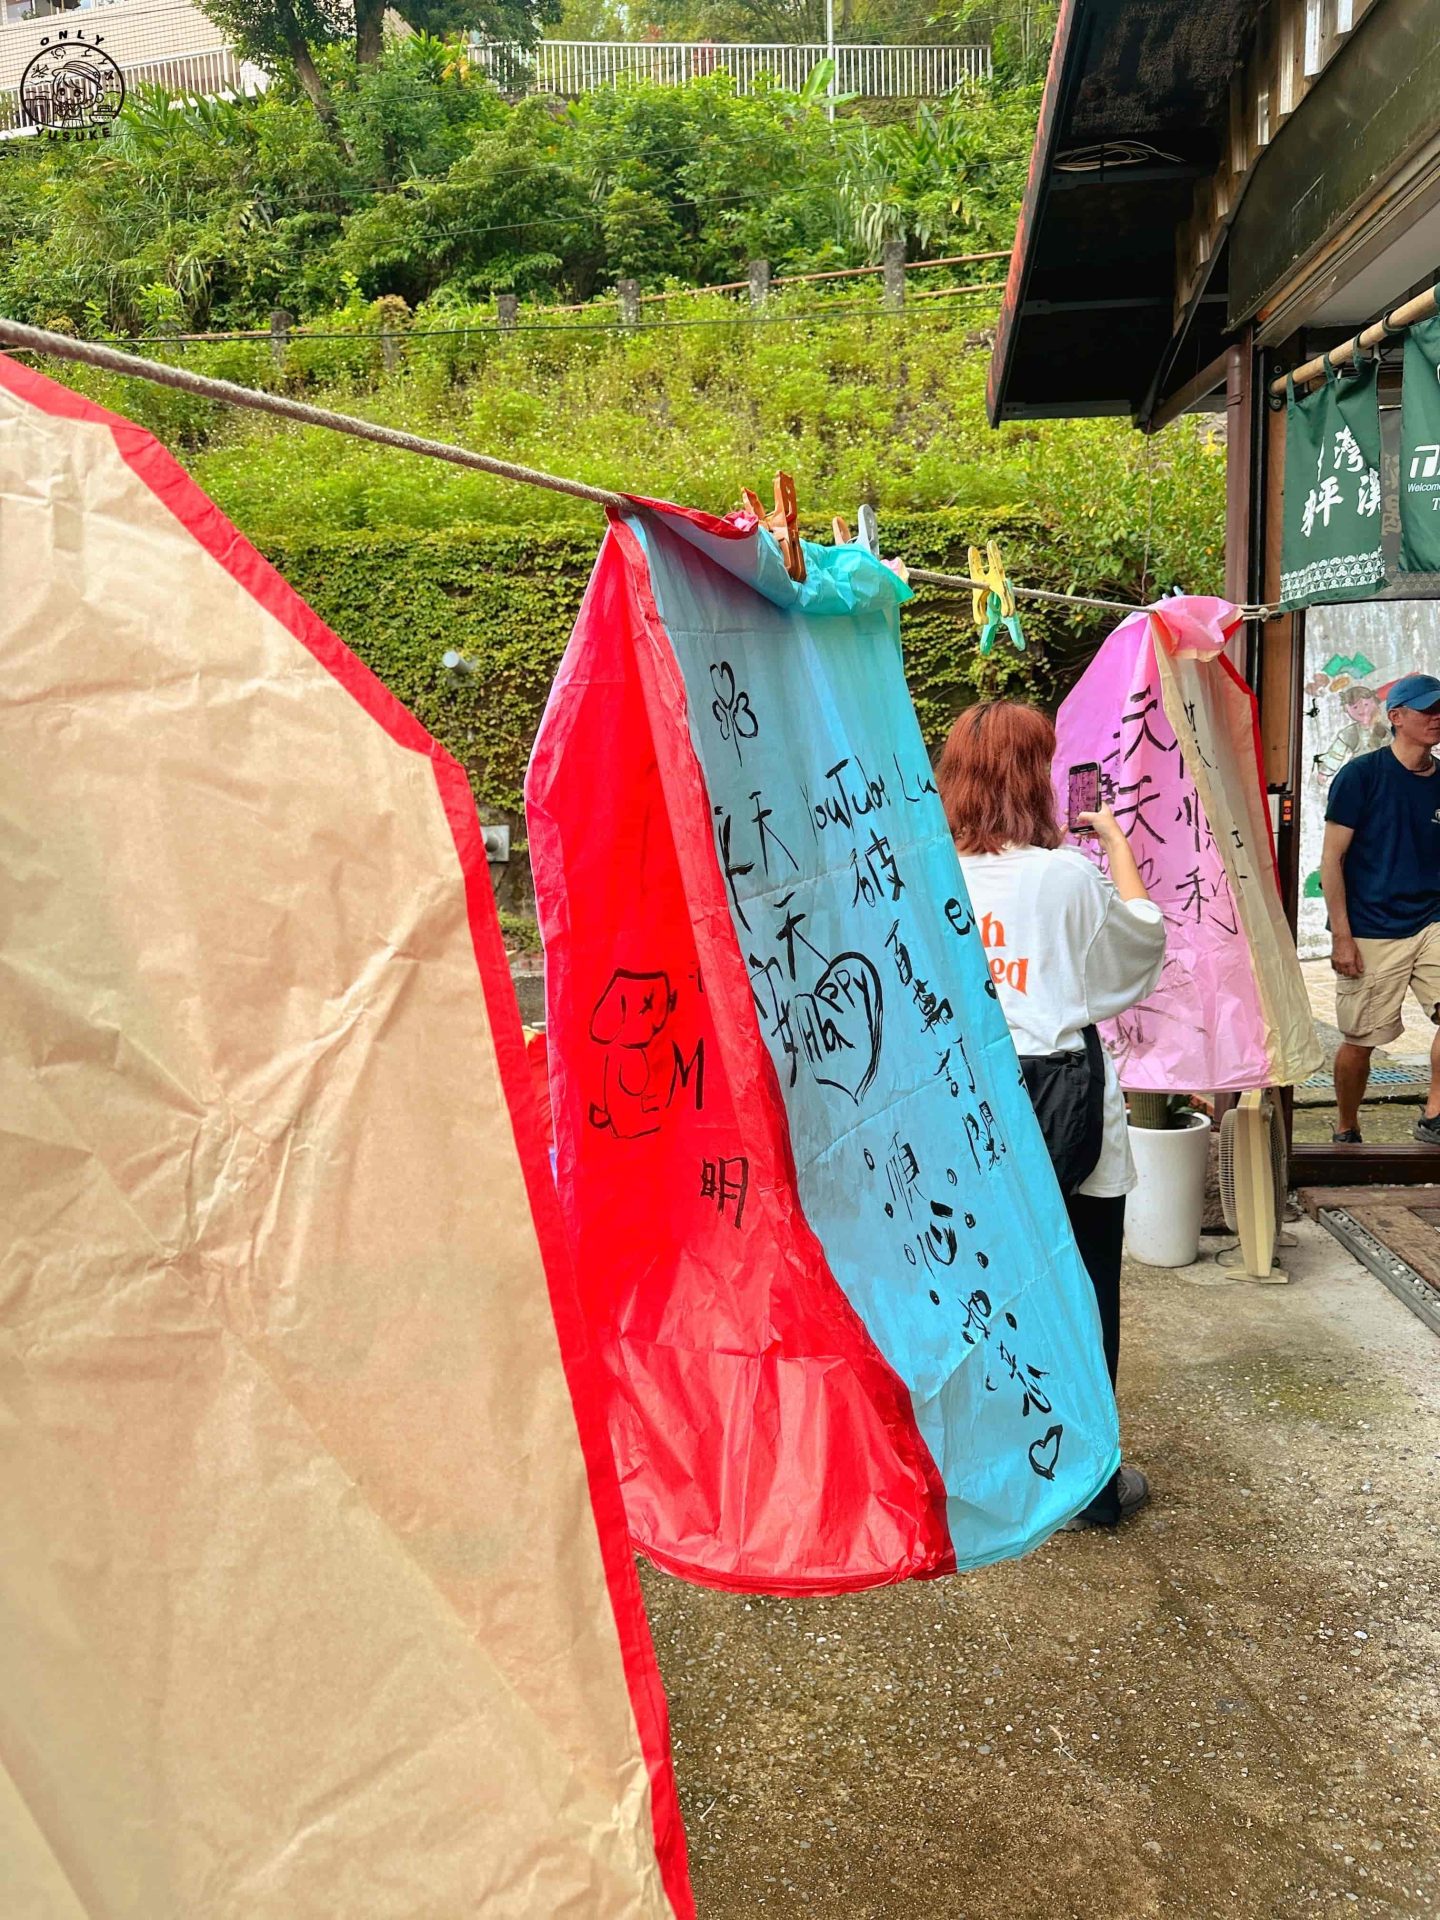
[700,1154,749,1227]
[533,508,1126,1581]
[650,514,1120,1529]
[710,660,758,761]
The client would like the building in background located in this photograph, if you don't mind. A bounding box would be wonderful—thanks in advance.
[988,0,1440,1185]
[0,0,254,120]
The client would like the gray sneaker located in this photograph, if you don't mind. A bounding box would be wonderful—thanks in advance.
[1062,1464,1151,1531]
[1414,1113,1440,1146]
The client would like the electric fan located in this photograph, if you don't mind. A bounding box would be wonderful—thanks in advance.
[1218,1090,1290,1280]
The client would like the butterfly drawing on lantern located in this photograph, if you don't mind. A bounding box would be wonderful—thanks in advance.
[710,660,759,761]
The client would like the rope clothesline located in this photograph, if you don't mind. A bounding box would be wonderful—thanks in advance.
[0,316,1273,623]
[0,319,626,509]
[906,568,1154,616]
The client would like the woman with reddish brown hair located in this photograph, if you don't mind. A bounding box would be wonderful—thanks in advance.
[936,699,1166,1531]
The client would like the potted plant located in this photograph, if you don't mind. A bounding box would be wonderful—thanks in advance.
[1124,1091,1213,1267]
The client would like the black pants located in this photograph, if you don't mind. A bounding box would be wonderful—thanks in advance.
[1064,1191,1126,1519]
[1064,1192,1123,1386]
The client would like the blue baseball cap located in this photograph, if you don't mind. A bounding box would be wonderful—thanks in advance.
[1385,673,1440,713]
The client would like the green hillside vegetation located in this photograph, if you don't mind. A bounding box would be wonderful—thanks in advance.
[1,52,1224,940]
[0,48,1220,599]
[0,52,1036,333]
[264,504,1157,830]
[54,288,1224,592]
[69,298,1219,945]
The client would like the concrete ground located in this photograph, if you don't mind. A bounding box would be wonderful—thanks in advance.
[1295,958,1438,1144]
[1294,1099,1434,1146]
[641,1220,1440,1919]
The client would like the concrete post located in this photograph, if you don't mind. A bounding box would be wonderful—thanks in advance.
[882,241,905,312]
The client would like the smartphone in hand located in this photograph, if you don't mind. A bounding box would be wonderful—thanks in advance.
[1066,761,1101,833]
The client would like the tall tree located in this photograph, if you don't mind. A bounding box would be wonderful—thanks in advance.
[199,0,350,125]
[932,0,1056,80]
[199,0,558,128]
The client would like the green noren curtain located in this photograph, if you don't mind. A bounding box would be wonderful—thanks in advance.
[1280,355,1385,613]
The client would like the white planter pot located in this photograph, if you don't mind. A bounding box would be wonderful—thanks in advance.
[1124,1111,1212,1268]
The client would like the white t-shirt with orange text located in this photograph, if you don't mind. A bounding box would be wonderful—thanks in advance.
[956,844,1167,1198]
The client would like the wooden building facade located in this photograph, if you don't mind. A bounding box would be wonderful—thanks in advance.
[988,0,1440,1183]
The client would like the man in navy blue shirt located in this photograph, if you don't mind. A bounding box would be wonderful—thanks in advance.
[1322,673,1440,1144]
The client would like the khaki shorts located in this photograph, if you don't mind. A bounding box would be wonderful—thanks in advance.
[1335,922,1440,1048]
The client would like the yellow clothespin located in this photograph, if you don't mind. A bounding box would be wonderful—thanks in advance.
[967,540,1025,653]
[741,472,807,583]
[967,542,992,639]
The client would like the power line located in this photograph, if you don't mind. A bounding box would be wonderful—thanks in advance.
[91,285,1001,347]
[4,314,1233,621]
[134,258,1004,339]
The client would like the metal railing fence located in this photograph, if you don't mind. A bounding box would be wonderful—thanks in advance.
[1,35,987,134]
[0,44,250,133]
[473,37,991,98]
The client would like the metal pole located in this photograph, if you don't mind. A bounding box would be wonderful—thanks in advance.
[825,0,835,120]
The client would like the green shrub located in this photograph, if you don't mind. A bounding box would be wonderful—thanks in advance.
[0,61,1039,334]
[144,300,1224,596]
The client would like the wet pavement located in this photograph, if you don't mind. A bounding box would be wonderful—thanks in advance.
[642,1219,1440,1918]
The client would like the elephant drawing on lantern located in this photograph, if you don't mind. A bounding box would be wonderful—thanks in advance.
[587,967,705,1139]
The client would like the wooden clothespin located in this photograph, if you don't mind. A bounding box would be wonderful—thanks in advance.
[742,471,807,583]
[832,515,852,546]
[967,539,1025,654]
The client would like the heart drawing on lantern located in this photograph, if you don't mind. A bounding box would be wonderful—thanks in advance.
[794,952,884,1104]
[1027,1423,1062,1481]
